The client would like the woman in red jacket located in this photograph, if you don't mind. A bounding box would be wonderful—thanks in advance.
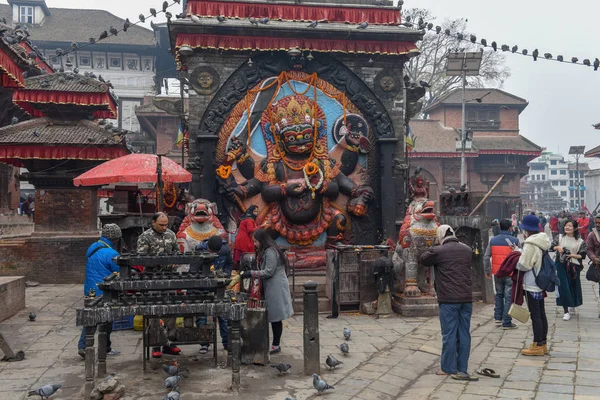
[233,205,259,267]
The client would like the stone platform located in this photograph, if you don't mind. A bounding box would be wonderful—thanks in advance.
[392,293,439,317]
[0,276,26,322]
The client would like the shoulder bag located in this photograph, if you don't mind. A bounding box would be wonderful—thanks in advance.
[508,270,530,324]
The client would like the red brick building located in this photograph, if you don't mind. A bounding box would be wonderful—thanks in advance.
[410,89,542,219]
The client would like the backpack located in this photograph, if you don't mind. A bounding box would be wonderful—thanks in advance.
[532,251,560,292]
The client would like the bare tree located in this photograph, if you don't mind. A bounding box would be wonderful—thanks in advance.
[403,8,511,112]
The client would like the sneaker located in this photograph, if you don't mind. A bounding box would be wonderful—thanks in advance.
[270,345,281,354]
[107,350,121,356]
[503,323,518,330]
[78,348,86,358]
[495,320,502,326]
[162,346,182,355]
[198,345,209,354]
[152,351,163,358]
[563,313,571,321]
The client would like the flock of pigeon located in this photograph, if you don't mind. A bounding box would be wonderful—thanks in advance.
[275,327,353,399]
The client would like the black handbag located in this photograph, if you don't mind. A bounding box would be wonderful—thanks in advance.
[586,264,600,283]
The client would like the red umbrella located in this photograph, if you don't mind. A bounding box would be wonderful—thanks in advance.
[73,154,191,186]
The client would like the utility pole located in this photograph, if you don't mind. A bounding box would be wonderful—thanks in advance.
[569,146,585,212]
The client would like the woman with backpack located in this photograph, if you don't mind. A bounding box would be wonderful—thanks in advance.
[241,228,293,354]
[516,214,552,356]
[552,220,585,321]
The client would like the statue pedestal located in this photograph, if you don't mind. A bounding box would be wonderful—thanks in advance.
[392,293,439,317]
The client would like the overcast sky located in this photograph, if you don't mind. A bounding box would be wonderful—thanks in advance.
[8,1,600,163]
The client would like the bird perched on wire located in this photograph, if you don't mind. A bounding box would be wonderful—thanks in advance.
[532,49,539,61]
[270,362,292,375]
[583,59,591,67]
[89,37,96,44]
[163,390,180,400]
[594,58,600,71]
[491,41,497,51]
[123,18,131,32]
[336,343,349,355]
[571,57,579,63]
[343,327,351,340]
[150,21,157,30]
[150,8,157,17]
[357,21,369,29]
[27,384,62,399]
[544,53,552,59]
[109,26,118,36]
[139,14,146,23]
[312,374,334,394]
[522,49,528,56]
[216,15,226,23]
[480,38,487,46]
[259,17,270,24]
[99,30,108,40]
[511,45,518,53]
[307,20,318,28]
[165,11,172,20]
[162,1,169,12]
[29,312,36,321]
[326,355,343,369]
[557,55,563,62]
[460,184,467,193]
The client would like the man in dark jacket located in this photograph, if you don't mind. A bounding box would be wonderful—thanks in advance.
[78,224,122,358]
[196,236,232,352]
[483,219,519,329]
[586,214,600,319]
[420,225,475,381]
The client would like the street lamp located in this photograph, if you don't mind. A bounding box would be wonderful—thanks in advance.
[569,145,586,211]
[445,51,483,186]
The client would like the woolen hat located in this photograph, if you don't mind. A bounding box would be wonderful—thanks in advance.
[519,215,540,232]
[102,224,122,240]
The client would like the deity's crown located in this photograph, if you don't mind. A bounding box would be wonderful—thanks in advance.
[270,97,316,135]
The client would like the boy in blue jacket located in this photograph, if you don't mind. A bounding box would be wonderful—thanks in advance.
[78,224,122,358]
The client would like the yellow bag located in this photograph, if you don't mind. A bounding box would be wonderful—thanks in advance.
[508,303,530,324]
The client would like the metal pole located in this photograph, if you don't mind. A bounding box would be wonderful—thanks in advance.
[576,154,580,211]
[179,71,186,167]
[460,63,467,187]
[157,154,163,212]
[303,281,320,375]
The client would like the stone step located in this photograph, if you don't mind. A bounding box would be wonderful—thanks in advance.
[0,276,26,322]
[288,274,327,296]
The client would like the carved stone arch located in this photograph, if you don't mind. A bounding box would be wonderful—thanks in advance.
[410,166,439,206]
[197,52,394,139]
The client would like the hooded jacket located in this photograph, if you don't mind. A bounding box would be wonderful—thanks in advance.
[516,232,551,292]
[420,236,473,303]
[196,239,233,275]
[84,237,120,296]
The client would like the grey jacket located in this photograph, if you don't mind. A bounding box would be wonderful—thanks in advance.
[252,247,293,323]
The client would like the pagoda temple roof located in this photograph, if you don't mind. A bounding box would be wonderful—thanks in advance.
[0,117,129,167]
[423,89,529,114]
[12,72,118,119]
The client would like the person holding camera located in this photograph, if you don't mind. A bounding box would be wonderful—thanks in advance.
[552,220,586,321]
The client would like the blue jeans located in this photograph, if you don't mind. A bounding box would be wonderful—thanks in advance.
[196,316,228,347]
[78,325,112,352]
[439,303,473,374]
[494,276,513,327]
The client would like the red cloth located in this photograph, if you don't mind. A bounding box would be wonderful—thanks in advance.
[233,218,257,262]
[549,217,559,233]
[187,0,401,25]
[176,34,418,56]
[0,145,128,167]
[0,48,25,88]
[511,265,526,305]
[13,90,117,119]
[496,250,520,279]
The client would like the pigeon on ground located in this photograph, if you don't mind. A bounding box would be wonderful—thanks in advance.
[343,327,351,340]
[29,312,36,321]
[249,17,259,25]
[10,116,18,125]
[337,343,349,356]
[284,397,296,400]
[312,373,334,393]
[164,375,181,390]
[270,362,292,375]
[326,354,343,369]
[27,384,62,399]
[217,15,226,23]
[259,17,270,24]
[163,362,189,377]
[357,21,369,29]
[460,184,467,193]
[307,20,318,28]
[191,15,201,23]
[163,390,180,400]
[447,186,457,194]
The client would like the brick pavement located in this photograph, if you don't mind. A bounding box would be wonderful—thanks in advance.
[0,277,598,400]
